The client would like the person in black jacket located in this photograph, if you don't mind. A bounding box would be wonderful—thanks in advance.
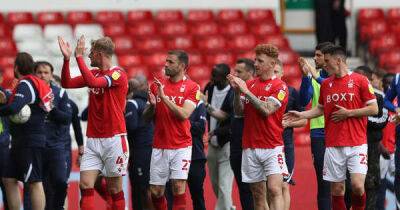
[125,75,154,210]
[204,63,235,210]
[349,66,388,210]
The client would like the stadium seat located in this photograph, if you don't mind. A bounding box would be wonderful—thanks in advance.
[228,34,257,52]
[158,21,188,37]
[166,35,195,51]
[46,38,72,56]
[378,50,400,69]
[127,21,156,38]
[357,8,385,26]
[112,36,134,55]
[0,24,11,37]
[278,50,298,65]
[387,8,400,24]
[134,37,165,53]
[95,11,125,25]
[16,40,47,56]
[13,24,43,42]
[206,52,235,66]
[0,56,14,68]
[103,23,126,37]
[0,14,4,23]
[126,65,149,78]
[74,24,104,38]
[283,64,302,79]
[188,65,211,81]
[390,21,400,35]
[246,9,275,23]
[187,10,214,23]
[190,21,219,36]
[155,10,183,22]
[368,34,398,56]
[143,52,166,67]
[196,35,227,52]
[43,24,73,41]
[127,10,152,22]
[37,12,64,25]
[66,11,93,25]
[188,52,204,66]
[258,35,290,50]
[236,51,255,60]
[7,12,34,25]
[219,21,248,36]
[359,20,388,43]
[216,9,244,22]
[250,23,281,36]
[117,54,143,68]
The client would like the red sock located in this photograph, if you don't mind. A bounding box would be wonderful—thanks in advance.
[351,193,366,210]
[172,193,186,210]
[95,180,113,210]
[151,195,167,210]
[80,189,95,210]
[332,195,346,210]
[111,191,125,210]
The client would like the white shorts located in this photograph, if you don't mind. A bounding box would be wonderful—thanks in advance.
[149,146,192,185]
[380,153,395,179]
[323,144,368,182]
[80,135,129,177]
[241,146,289,183]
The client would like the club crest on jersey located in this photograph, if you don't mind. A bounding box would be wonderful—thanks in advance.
[265,83,272,91]
[180,85,186,92]
[111,71,121,80]
[277,90,286,101]
[348,79,354,88]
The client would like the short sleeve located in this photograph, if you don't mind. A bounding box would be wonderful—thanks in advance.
[359,76,377,105]
[185,83,200,108]
[105,69,127,87]
[268,82,288,107]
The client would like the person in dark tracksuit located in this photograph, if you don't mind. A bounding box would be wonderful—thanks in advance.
[166,101,207,210]
[66,99,84,178]
[1,53,53,210]
[298,42,334,210]
[33,61,72,210]
[125,76,154,210]
[230,58,255,210]
[384,72,400,207]
[0,87,11,210]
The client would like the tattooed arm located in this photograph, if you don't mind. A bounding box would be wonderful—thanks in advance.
[244,91,280,117]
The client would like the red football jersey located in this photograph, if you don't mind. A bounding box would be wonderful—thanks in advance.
[87,66,128,138]
[382,111,396,154]
[319,72,376,147]
[242,76,289,149]
[151,77,200,149]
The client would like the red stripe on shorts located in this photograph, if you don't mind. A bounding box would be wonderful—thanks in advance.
[121,135,128,153]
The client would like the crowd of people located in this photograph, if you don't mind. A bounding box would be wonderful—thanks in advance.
[0,34,398,210]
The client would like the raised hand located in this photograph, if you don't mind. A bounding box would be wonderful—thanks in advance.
[75,35,86,57]
[227,74,248,93]
[58,36,72,59]
[148,90,156,106]
[153,77,166,100]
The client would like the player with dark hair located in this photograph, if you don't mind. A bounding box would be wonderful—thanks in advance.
[285,45,378,210]
[1,52,53,210]
[143,49,200,210]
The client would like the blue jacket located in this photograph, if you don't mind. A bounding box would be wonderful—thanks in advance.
[384,73,400,112]
[0,79,47,148]
[66,99,83,150]
[125,92,154,149]
[0,88,11,147]
[283,86,304,142]
[190,102,207,161]
[45,84,72,149]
